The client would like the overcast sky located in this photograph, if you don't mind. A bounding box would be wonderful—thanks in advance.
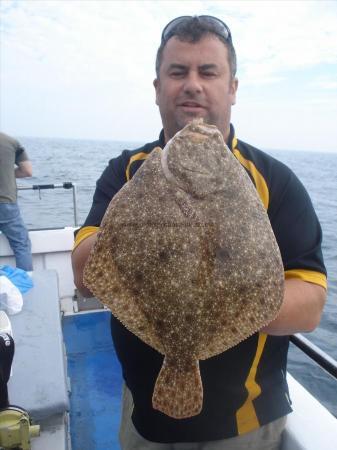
[1,0,337,152]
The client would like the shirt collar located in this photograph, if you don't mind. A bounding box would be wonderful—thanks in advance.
[158,129,166,148]
[228,123,236,151]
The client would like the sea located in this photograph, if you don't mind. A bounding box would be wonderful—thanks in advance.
[16,136,337,417]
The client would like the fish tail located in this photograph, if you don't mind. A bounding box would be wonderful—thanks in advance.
[152,357,203,419]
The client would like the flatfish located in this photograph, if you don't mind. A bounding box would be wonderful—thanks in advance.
[83,119,284,419]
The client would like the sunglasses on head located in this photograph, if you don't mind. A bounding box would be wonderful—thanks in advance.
[161,15,232,43]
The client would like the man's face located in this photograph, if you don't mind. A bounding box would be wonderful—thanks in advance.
[154,34,238,143]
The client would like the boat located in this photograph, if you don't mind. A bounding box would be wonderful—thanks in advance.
[0,182,336,450]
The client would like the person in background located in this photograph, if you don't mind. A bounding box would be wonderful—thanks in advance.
[72,15,327,450]
[0,132,33,271]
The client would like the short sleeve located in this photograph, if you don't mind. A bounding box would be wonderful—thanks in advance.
[73,151,129,247]
[268,166,326,284]
[15,142,29,165]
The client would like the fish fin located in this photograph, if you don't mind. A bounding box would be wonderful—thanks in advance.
[152,357,203,419]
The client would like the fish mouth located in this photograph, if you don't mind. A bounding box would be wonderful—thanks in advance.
[178,164,209,176]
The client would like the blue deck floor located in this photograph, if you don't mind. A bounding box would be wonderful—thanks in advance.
[63,311,123,450]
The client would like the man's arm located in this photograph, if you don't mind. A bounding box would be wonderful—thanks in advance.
[71,233,98,297]
[15,160,32,178]
[261,278,326,336]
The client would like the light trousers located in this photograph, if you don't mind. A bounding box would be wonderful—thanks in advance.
[119,385,286,450]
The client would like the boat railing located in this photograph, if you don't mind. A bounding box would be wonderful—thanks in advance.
[18,182,79,227]
[290,333,337,380]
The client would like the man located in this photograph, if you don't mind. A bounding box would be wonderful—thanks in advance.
[0,132,33,271]
[72,16,327,450]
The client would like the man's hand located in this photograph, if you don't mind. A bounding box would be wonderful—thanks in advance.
[15,160,32,178]
[71,233,98,297]
[260,278,326,336]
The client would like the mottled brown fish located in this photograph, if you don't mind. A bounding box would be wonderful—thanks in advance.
[83,119,284,419]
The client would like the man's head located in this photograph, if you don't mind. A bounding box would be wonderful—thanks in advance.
[154,15,238,143]
[156,15,237,79]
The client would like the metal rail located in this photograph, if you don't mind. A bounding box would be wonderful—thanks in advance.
[290,333,337,380]
[18,182,79,227]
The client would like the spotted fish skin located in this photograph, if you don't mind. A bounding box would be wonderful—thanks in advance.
[83,119,284,419]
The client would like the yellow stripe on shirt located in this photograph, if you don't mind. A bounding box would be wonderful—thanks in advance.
[285,269,327,289]
[125,152,151,181]
[235,332,268,435]
[73,226,99,251]
[232,137,269,210]
[125,147,163,181]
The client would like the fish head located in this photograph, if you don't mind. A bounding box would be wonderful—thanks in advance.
[161,119,229,198]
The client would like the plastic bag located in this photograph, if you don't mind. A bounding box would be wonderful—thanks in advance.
[0,265,33,294]
[0,275,23,315]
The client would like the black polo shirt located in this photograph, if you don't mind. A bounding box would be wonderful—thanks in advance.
[74,125,326,442]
